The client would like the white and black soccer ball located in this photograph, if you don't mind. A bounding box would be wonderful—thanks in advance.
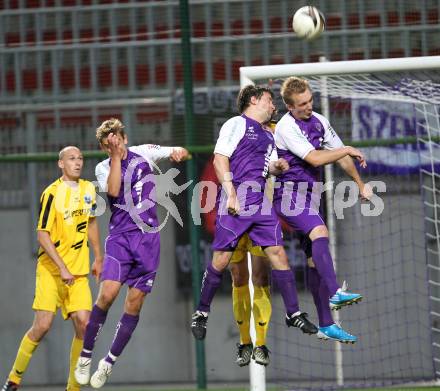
[292,6,325,40]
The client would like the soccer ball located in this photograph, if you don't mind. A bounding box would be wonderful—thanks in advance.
[292,6,325,40]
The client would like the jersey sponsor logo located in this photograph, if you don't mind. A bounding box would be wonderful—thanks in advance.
[258,321,267,326]
[262,143,273,178]
[147,144,161,149]
[146,279,154,287]
[15,369,24,375]
[327,125,336,137]
[64,208,92,220]
[246,125,258,140]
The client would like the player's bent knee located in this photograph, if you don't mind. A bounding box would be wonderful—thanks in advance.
[309,225,329,240]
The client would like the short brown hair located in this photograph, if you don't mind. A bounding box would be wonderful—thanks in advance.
[96,118,125,144]
[237,85,274,114]
[280,77,311,105]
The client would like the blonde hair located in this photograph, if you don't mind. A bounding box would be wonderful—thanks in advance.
[280,77,311,106]
[96,118,125,144]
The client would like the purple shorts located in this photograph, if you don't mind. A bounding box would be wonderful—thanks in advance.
[274,183,325,236]
[101,229,160,293]
[212,206,283,251]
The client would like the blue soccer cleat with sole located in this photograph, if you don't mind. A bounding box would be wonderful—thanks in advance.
[317,324,357,344]
[329,284,362,311]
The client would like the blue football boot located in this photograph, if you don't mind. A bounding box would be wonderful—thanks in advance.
[317,324,357,344]
[329,282,362,311]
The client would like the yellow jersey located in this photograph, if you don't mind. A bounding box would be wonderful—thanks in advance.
[36,178,96,276]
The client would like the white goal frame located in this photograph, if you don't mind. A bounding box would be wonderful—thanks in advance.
[240,55,440,391]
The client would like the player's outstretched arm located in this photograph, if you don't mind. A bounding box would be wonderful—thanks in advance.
[169,147,190,162]
[88,217,103,283]
[337,156,373,201]
[304,146,365,168]
[37,230,75,285]
[213,153,240,215]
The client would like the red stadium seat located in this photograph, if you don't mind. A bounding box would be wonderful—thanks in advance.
[62,0,76,5]
[136,26,149,40]
[0,0,4,9]
[387,11,399,26]
[97,65,112,87]
[388,48,405,58]
[118,65,129,86]
[9,0,19,8]
[405,10,421,24]
[25,31,36,45]
[6,33,20,47]
[330,52,342,61]
[59,68,75,89]
[213,60,226,81]
[99,28,110,43]
[250,19,263,34]
[348,51,364,60]
[427,9,439,24]
[365,12,381,28]
[155,25,168,40]
[193,61,205,82]
[25,0,40,7]
[231,20,244,35]
[80,67,91,88]
[155,63,167,84]
[251,58,263,66]
[174,63,183,83]
[211,21,224,36]
[6,71,16,92]
[192,21,206,38]
[270,55,284,65]
[62,30,73,44]
[347,13,360,28]
[270,17,283,33]
[80,28,94,43]
[232,60,244,80]
[136,64,149,85]
[43,69,53,90]
[22,69,38,90]
[43,30,57,44]
[371,49,382,59]
[326,14,342,30]
[117,26,131,42]
[428,48,440,56]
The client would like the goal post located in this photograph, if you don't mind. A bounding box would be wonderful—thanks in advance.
[240,56,440,390]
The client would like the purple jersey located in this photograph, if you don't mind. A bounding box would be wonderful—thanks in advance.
[275,111,343,185]
[95,144,173,234]
[214,114,277,208]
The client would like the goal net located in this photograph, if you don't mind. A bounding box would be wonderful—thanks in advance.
[240,56,440,390]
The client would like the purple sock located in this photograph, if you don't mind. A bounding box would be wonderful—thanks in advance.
[271,269,299,315]
[198,263,223,312]
[81,304,108,358]
[311,237,340,296]
[307,267,333,327]
[105,312,140,365]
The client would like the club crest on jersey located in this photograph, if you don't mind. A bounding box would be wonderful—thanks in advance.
[315,123,322,132]
[84,194,92,204]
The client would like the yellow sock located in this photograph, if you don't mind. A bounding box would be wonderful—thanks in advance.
[8,333,39,385]
[66,337,83,391]
[232,284,252,344]
[253,286,272,347]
